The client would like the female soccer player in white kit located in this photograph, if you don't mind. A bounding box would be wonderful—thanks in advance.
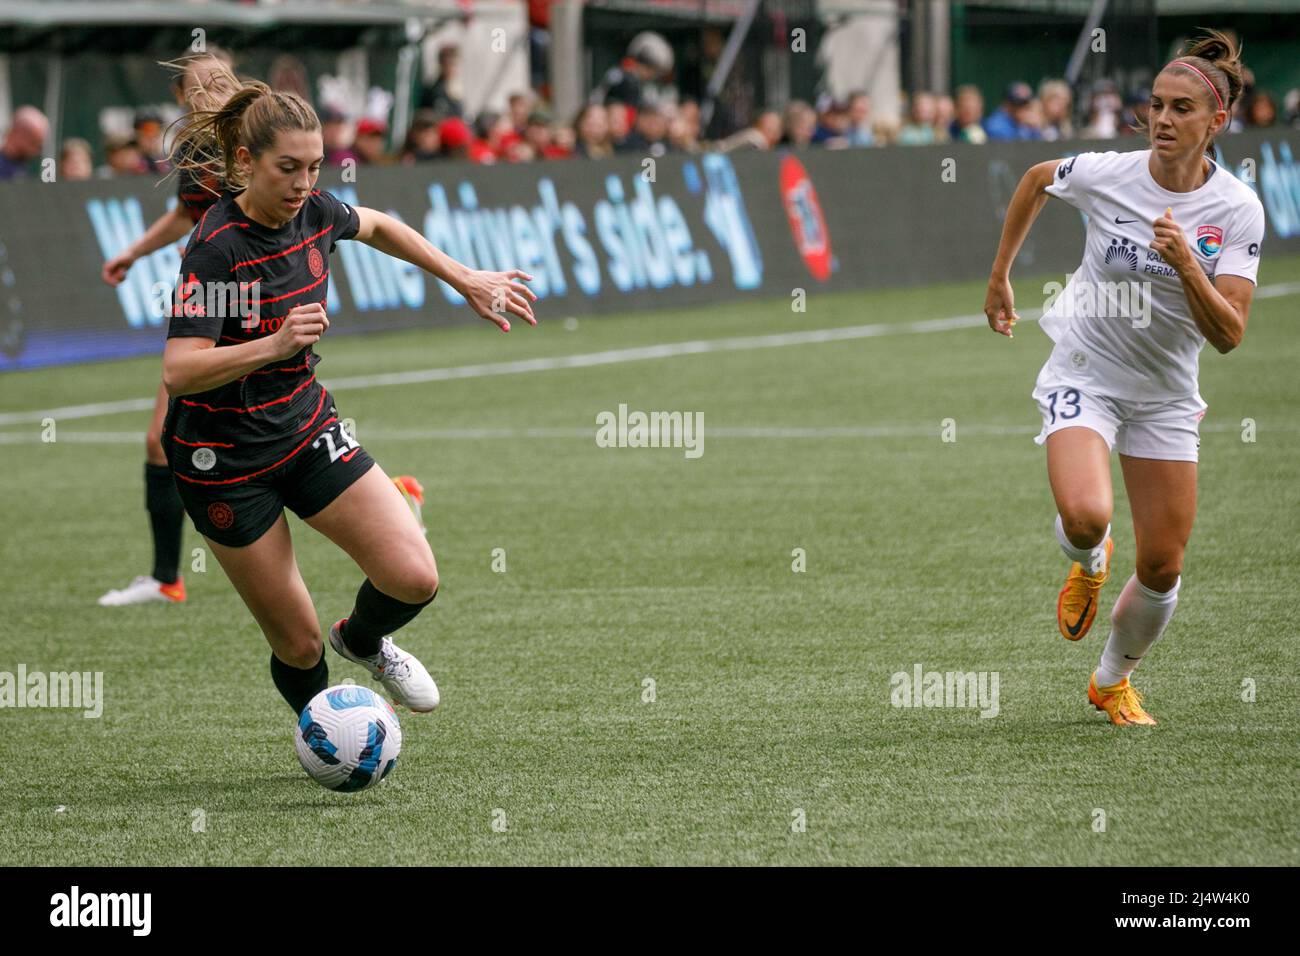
[983,31,1265,725]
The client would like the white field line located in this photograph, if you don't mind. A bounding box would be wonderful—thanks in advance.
[0,308,1025,427]
[3,278,1298,428]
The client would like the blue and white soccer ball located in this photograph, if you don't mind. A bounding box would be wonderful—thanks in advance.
[296,684,402,792]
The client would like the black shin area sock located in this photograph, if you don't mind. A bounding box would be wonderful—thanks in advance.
[145,463,185,584]
[270,649,329,714]
[341,579,436,658]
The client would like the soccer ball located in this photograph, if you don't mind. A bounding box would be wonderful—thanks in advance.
[296,684,402,792]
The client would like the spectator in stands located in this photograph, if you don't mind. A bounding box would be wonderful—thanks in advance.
[1080,79,1122,139]
[606,101,633,150]
[322,107,358,167]
[399,110,441,164]
[844,91,874,147]
[524,110,570,160]
[932,93,955,143]
[1246,91,1278,128]
[594,31,676,110]
[950,85,987,144]
[99,131,147,177]
[438,116,477,162]
[668,99,702,153]
[553,121,576,155]
[573,103,613,159]
[477,111,525,162]
[59,138,93,181]
[782,100,817,149]
[420,45,464,118]
[528,0,552,93]
[134,110,169,173]
[354,118,390,165]
[716,109,782,152]
[1285,88,1300,126]
[898,91,938,145]
[1038,80,1074,141]
[872,115,902,146]
[983,82,1042,140]
[1119,87,1150,136]
[620,102,670,157]
[812,95,851,147]
[509,91,535,135]
[0,105,49,180]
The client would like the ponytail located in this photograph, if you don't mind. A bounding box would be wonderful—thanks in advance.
[164,58,320,195]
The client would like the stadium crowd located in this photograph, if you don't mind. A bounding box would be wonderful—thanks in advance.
[2,30,1298,183]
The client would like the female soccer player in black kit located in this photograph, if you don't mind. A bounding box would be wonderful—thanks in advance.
[97,51,236,607]
[162,73,536,714]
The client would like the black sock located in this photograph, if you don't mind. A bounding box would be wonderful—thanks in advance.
[341,579,436,657]
[270,649,329,714]
[145,463,184,585]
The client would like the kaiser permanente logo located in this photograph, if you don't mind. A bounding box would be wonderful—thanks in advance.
[50,887,151,936]
[0,665,103,718]
[87,154,766,330]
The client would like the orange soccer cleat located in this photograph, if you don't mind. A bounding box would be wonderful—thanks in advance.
[1057,538,1113,640]
[1088,671,1158,726]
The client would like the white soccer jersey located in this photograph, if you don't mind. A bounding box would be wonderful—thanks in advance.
[1039,149,1265,402]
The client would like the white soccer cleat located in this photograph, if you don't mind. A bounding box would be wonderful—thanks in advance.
[97,574,186,607]
[328,620,440,713]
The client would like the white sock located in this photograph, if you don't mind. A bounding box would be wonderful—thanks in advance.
[1096,573,1180,687]
[1055,513,1111,575]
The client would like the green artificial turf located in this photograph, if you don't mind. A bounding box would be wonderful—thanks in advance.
[1,257,1297,865]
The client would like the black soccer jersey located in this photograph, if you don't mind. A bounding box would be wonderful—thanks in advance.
[164,188,359,487]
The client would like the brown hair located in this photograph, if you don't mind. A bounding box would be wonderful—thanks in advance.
[1159,29,1246,151]
[165,58,320,194]
[167,47,235,109]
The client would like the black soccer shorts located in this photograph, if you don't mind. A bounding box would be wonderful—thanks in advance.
[172,417,376,548]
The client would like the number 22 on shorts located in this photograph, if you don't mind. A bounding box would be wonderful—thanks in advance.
[313,421,360,463]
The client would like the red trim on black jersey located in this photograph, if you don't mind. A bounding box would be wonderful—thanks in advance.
[231,226,331,271]
[202,220,250,243]
[173,415,337,487]
[172,435,236,448]
[179,374,317,414]
[253,272,327,305]
[194,206,213,240]
[294,387,328,432]
[241,358,312,378]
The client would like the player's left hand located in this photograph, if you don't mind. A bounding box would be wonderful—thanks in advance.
[459,268,538,332]
[1150,207,1194,275]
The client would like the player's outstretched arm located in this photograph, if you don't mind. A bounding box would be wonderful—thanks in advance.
[984,159,1060,337]
[101,205,195,287]
[351,205,537,332]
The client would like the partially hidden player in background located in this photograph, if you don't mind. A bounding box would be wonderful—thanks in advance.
[97,49,236,606]
[163,67,537,715]
[984,31,1264,725]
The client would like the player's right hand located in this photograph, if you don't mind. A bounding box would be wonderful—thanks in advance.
[984,277,1019,338]
[101,253,136,287]
[271,302,329,358]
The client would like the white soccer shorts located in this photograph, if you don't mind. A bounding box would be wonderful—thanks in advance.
[1031,363,1208,462]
